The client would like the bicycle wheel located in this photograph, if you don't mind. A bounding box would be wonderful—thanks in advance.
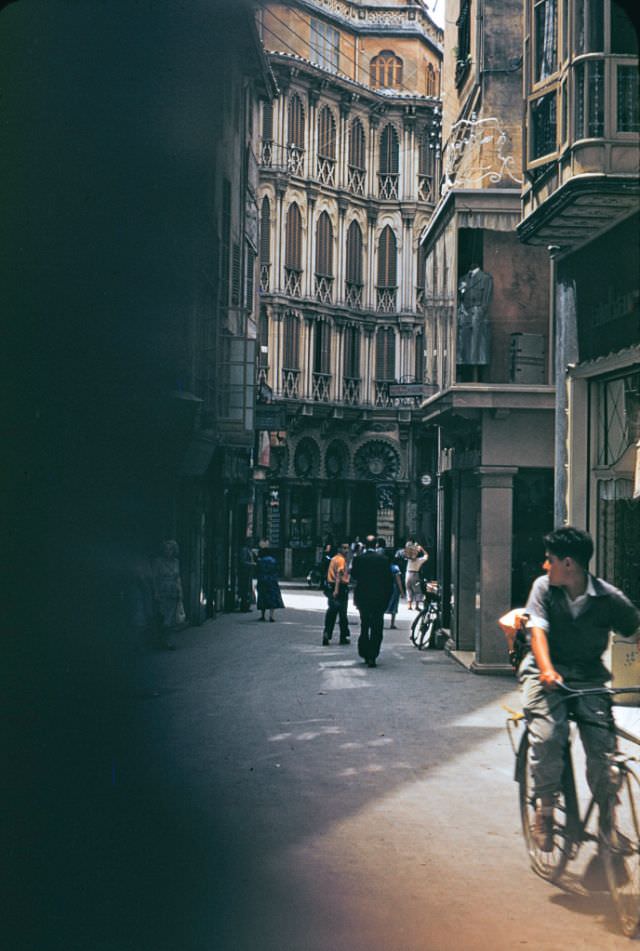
[410,610,424,647]
[602,765,640,938]
[517,732,577,882]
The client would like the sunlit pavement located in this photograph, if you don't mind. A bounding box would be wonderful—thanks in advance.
[22,587,638,950]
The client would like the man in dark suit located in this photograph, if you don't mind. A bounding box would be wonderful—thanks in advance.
[351,534,393,668]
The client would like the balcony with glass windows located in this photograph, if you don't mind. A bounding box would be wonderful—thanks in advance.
[378,173,399,200]
[519,3,639,250]
[314,274,334,304]
[284,267,303,297]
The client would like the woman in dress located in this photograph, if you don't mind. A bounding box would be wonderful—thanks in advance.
[385,558,404,629]
[255,543,285,622]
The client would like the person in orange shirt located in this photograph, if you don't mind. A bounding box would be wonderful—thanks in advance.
[322,541,351,646]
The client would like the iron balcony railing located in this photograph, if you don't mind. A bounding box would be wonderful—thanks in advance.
[378,172,399,199]
[312,371,332,402]
[418,174,433,202]
[314,274,334,303]
[345,282,363,309]
[281,367,300,398]
[343,376,361,405]
[260,263,270,293]
[376,287,397,313]
[284,267,303,297]
[347,165,366,196]
[316,156,336,186]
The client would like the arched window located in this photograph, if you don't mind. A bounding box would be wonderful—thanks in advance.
[414,329,425,383]
[258,306,269,369]
[345,219,363,308]
[348,118,366,195]
[416,240,428,309]
[260,196,271,265]
[418,127,435,201]
[261,100,274,165]
[282,311,300,397]
[283,311,300,370]
[379,124,399,198]
[370,50,403,89]
[285,203,303,296]
[377,226,397,313]
[259,196,271,292]
[313,319,331,375]
[315,211,334,302]
[375,327,396,381]
[287,94,305,174]
[345,326,360,377]
[426,63,436,97]
[317,106,336,184]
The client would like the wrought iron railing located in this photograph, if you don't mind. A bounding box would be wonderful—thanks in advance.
[316,156,336,186]
[314,274,334,303]
[347,165,366,196]
[281,368,300,398]
[312,371,332,402]
[260,264,270,293]
[374,380,392,407]
[343,377,361,405]
[261,140,273,167]
[287,145,305,176]
[345,282,363,309]
[257,366,269,386]
[378,172,399,199]
[284,267,302,297]
[416,287,426,311]
[376,287,397,313]
[418,174,433,202]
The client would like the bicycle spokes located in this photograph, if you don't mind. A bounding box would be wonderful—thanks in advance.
[603,768,640,938]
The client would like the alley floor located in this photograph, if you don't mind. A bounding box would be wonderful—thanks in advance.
[11,587,640,951]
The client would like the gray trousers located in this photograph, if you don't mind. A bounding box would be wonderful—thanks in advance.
[520,665,616,804]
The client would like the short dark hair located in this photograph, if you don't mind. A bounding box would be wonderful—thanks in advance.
[376,536,386,549]
[544,526,593,570]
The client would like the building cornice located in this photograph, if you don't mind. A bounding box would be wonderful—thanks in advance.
[287,0,443,53]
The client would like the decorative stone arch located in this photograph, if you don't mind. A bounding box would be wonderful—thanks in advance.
[324,440,351,480]
[353,439,401,482]
[314,198,339,233]
[293,436,321,479]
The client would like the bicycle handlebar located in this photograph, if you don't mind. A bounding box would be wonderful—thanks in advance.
[556,682,640,698]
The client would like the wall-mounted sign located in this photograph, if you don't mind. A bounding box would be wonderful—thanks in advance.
[255,405,286,431]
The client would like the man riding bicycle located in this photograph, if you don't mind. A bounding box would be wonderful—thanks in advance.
[520,527,640,851]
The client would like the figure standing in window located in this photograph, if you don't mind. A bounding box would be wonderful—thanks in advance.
[456,264,493,366]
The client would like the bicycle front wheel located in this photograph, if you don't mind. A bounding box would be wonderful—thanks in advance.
[602,766,640,938]
[411,609,434,650]
[517,732,576,882]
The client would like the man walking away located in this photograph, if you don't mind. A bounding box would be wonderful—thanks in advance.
[351,534,393,667]
[322,542,351,646]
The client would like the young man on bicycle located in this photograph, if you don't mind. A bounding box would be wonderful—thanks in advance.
[520,526,640,851]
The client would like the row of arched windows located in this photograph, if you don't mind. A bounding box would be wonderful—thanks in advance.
[261,198,399,292]
[266,311,425,393]
[263,96,436,190]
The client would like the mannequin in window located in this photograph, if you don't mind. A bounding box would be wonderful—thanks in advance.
[456,263,493,367]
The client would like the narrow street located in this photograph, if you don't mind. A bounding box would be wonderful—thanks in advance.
[18,586,637,951]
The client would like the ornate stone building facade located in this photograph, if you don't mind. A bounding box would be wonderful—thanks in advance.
[254,0,443,575]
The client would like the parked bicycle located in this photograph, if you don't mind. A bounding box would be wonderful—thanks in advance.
[410,580,441,650]
[505,682,640,937]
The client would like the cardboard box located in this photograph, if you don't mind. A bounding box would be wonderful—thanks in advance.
[611,634,640,706]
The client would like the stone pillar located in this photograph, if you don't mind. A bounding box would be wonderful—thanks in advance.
[336,198,347,306]
[272,307,284,397]
[305,192,316,300]
[473,466,518,672]
[366,207,377,311]
[453,469,478,652]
